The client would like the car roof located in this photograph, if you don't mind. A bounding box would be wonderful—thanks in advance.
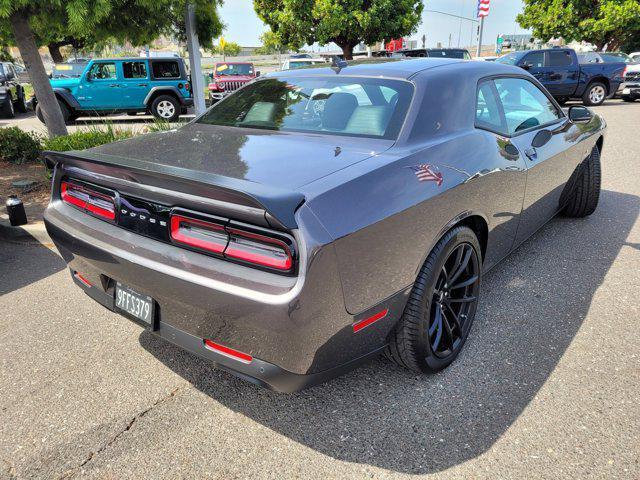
[272,57,521,80]
[92,57,182,62]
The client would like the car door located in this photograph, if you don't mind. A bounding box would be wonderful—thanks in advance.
[81,61,120,110]
[518,51,546,84]
[120,60,150,108]
[493,76,574,245]
[544,50,579,96]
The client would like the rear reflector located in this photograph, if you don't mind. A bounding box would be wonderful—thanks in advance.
[61,181,115,221]
[73,271,92,287]
[170,215,228,254]
[353,308,389,333]
[204,339,253,363]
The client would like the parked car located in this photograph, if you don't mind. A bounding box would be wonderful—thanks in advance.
[0,62,28,118]
[43,59,605,392]
[577,51,640,98]
[621,68,640,102]
[496,48,625,105]
[391,48,472,59]
[208,62,257,103]
[281,57,325,70]
[630,52,640,62]
[35,57,193,124]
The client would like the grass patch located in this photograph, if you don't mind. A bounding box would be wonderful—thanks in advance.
[43,124,134,152]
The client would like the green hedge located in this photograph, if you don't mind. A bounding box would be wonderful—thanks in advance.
[0,127,42,164]
[0,125,135,165]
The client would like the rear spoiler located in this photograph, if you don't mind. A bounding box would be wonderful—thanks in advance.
[43,150,305,230]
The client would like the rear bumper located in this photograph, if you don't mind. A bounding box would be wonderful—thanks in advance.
[44,199,403,391]
[621,83,640,98]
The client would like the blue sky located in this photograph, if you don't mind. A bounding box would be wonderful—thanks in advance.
[218,0,529,49]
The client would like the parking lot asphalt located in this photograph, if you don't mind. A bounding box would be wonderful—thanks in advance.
[1,100,639,480]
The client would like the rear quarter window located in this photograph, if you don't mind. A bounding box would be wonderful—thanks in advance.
[152,61,181,79]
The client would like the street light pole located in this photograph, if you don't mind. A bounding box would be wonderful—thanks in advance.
[185,3,206,116]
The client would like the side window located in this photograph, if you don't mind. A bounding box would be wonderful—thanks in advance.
[521,51,544,68]
[123,61,147,79]
[152,61,180,79]
[475,80,506,134]
[547,50,573,67]
[494,77,561,134]
[89,62,116,80]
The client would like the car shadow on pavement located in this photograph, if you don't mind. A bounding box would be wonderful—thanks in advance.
[140,189,639,475]
[0,240,65,296]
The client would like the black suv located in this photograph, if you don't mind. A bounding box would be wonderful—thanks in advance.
[0,62,28,118]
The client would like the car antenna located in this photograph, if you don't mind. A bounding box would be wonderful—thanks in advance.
[331,55,348,73]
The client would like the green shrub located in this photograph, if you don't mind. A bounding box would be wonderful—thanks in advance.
[0,127,43,164]
[43,125,134,152]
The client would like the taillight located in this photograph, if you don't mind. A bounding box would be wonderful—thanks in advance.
[225,228,293,271]
[185,82,191,91]
[204,339,252,363]
[169,212,295,273]
[623,66,628,78]
[61,181,115,221]
[170,214,227,254]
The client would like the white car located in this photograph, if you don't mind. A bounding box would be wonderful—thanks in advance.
[281,58,326,70]
[629,52,640,62]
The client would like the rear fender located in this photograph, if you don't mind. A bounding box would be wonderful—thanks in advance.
[144,86,187,106]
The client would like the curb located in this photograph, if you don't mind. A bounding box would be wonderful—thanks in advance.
[0,219,51,245]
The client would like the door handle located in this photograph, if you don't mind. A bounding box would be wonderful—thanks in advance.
[109,84,120,88]
[137,83,147,87]
[524,147,537,161]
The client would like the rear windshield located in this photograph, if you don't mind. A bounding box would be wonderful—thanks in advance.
[197,77,413,140]
[216,63,254,76]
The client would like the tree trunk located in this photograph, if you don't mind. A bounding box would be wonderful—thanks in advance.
[339,42,355,60]
[10,11,67,137]
[48,43,64,63]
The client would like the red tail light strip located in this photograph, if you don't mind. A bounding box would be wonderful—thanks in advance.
[204,339,253,363]
[170,215,228,254]
[353,308,389,333]
[225,228,293,271]
[61,181,115,221]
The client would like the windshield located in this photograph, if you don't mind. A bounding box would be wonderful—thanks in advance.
[599,52,633,63]
[197,77,413,139]
[215,63,254,76]
[495,52,524,65]
[288,61,321,69]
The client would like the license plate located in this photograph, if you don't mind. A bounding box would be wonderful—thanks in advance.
[115,282,154,326]
[623,88,631,95]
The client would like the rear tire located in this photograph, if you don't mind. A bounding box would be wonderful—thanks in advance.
[583,82,607,106]
[36,99,73,125]
[1,96,15,118]
[14,90,28,113]
[562,145,601,217]
[150,95,180,121]
[385,226,482,373]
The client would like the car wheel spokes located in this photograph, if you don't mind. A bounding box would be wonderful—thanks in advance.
[427,242,480,358]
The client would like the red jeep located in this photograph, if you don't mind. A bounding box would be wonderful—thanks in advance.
[208,62,257,103]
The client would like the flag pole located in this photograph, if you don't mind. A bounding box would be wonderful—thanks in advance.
[476,15,485,58]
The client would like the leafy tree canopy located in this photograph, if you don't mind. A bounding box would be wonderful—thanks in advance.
[255,29,281,54]
[253,0,424,59]
[210,40,242,56]
[517,0,640,52]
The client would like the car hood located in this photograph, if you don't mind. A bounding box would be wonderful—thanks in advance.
[50,77,80,89]
[88,123,394,190]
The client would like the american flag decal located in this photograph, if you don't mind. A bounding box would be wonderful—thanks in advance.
[477,0,490,17]
[409,164,443,186]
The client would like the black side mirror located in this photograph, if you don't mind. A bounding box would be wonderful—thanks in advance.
[568,105,592,123]
[256,71,261,77]
[86,72,93,81]
[531,129,552,148]
[520,62,532,70]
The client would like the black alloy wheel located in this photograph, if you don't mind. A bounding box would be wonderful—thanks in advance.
[428,242,480,358]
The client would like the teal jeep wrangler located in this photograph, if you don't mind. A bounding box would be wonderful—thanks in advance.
[35,57,193,124]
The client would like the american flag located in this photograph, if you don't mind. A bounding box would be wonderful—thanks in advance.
[410,164,443,186]
[477,0,490,17]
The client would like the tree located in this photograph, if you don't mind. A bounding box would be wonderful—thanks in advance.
[517,0,640,52]
[255,29,281,55]
[253,0,424,60]
[210,40,242,56]
[0,0,223,138]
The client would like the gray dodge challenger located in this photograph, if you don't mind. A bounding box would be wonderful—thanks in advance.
[43,58,605,392]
